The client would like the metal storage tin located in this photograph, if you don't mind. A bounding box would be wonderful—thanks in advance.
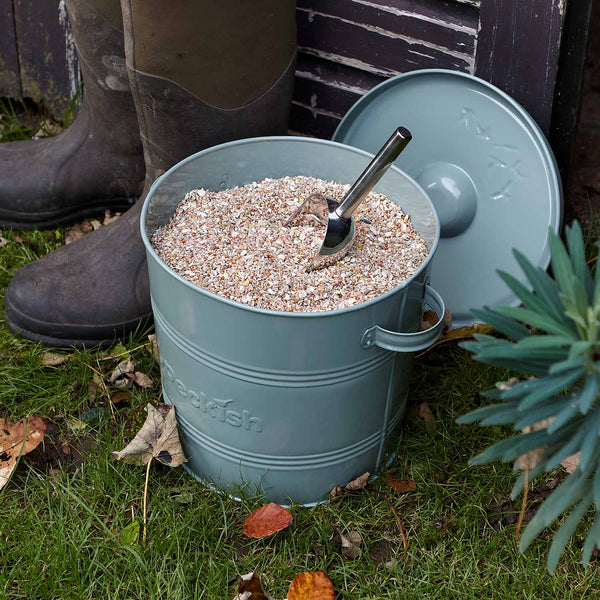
[141,137,444,505]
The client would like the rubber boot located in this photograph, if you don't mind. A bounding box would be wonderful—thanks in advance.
[5,0,296,348]
[0,0,145,229]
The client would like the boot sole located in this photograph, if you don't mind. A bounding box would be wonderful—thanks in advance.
[0,197,137,230]
[5,293,153,349]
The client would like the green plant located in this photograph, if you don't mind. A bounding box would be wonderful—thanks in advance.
[458,222,600,573]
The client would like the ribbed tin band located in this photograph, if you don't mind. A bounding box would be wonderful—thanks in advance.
[153,303,395,387]
[170,398,404,470]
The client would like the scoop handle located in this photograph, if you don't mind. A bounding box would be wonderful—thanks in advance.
[336,127,412,219]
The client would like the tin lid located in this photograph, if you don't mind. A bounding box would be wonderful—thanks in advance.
[333,69,562,327]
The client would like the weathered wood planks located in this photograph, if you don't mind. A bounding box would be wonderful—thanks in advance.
[0,0,21,98]
[293,0,480,138]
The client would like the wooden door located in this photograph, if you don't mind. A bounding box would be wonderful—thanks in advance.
[292,0,567,138]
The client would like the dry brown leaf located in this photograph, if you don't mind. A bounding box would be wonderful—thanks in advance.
[517,418,552,471]
[344,471,370,491]
[287,571,334,600]
[40,352,70,367]
[111,403,186,467]
[64,222,94,245]
[234,572,274,600]
[386,477,416,494]
[132,371,154,389]
[90,219,102,231]
[102,210,121,226]
[110,390,130,405]
[0,416,47,490]
[110,359,136,383]
[332,527,362,559]
[0,234,8,248]
[561,452,580,474]
[417,321,494,355]
[418,402,434,424]
[243,502,293,539]
[88,381,98,403]
[329,486,343,503]
[148,334,160,362]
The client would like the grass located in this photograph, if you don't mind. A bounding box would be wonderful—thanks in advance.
[1,100,599,599]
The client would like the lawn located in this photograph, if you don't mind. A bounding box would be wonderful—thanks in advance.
[1,101,599,599]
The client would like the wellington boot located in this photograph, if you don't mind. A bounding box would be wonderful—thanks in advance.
[0,0,144,229]
[5,0,296,348]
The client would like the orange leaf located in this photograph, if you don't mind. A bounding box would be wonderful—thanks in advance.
[0,416,46,490]
[287,571,334,600]
[243,502,293,539]
[386,477,416,493]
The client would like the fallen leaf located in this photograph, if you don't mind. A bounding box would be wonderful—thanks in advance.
[417,322,494,355]
[517,418,552,471]
[110,359,136,383]
[329,486,343,503]
[287,571,334,600]
[386,477,416,494]
[148,334,160,362]
[132,371,154,389]
[90,219,102,230]
[64,221,94,244]
[109,343,128,357]
[332,527,362,559]
[88,381,98,403]
[103,210,121,226]
[112,403,186,467]
[0,416,46,490]
[243,502,293,539]
[561,452,580,474]
[11,235,38,248]
[344,471,370,491]
[40,352,70,367]
[234,572,274,600]
[0,234,8,248]
[418,402,434,424]
[110,390,130,405]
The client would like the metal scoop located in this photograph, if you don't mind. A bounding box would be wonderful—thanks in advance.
[286,127,412,271]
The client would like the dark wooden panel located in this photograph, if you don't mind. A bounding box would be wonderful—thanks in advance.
[294,54,385,117]
[363,0,479,27]
[297,0,477,54]
[0,0,21,97]
[550,0,594,195]
[297,8,474,77]
[289,102,341,139]
[13,0,80,117]
[475,0,566,135]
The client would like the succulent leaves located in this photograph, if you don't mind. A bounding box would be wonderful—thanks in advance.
[458,222,600,572]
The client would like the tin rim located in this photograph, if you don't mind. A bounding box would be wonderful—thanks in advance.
[140,135,441,319]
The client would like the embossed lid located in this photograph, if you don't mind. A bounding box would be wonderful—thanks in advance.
[333,69,562,327]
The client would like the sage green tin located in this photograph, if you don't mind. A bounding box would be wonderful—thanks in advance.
[141,137,444,505]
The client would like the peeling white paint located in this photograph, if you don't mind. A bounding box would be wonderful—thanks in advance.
[351,0,478,35]
[297,7,476,68]
[292,99,343,120]
[298,47,401,78]
[295,69,372,96]
[58,0,81,99]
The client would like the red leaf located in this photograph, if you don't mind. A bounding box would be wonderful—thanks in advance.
[242,502,293,539]
[386,477,416,493]
[287,571,334,600]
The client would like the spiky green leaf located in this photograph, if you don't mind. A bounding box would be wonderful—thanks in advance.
[495,305,577,339]
[513,248,565,320]
[578,374,599,414]
[583,512,600,567]
[565,222,594,301]
[547,400,579,434]
[518,369,585,411]
[513,397,574,430]
[520,474,589,552]
[470,307,530,341]
[547,492,593,573]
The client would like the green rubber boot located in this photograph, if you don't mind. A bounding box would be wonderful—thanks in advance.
[0,0,145,229]
[5,0,296,348]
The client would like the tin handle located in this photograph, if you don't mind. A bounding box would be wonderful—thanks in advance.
[360,285,445,353]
